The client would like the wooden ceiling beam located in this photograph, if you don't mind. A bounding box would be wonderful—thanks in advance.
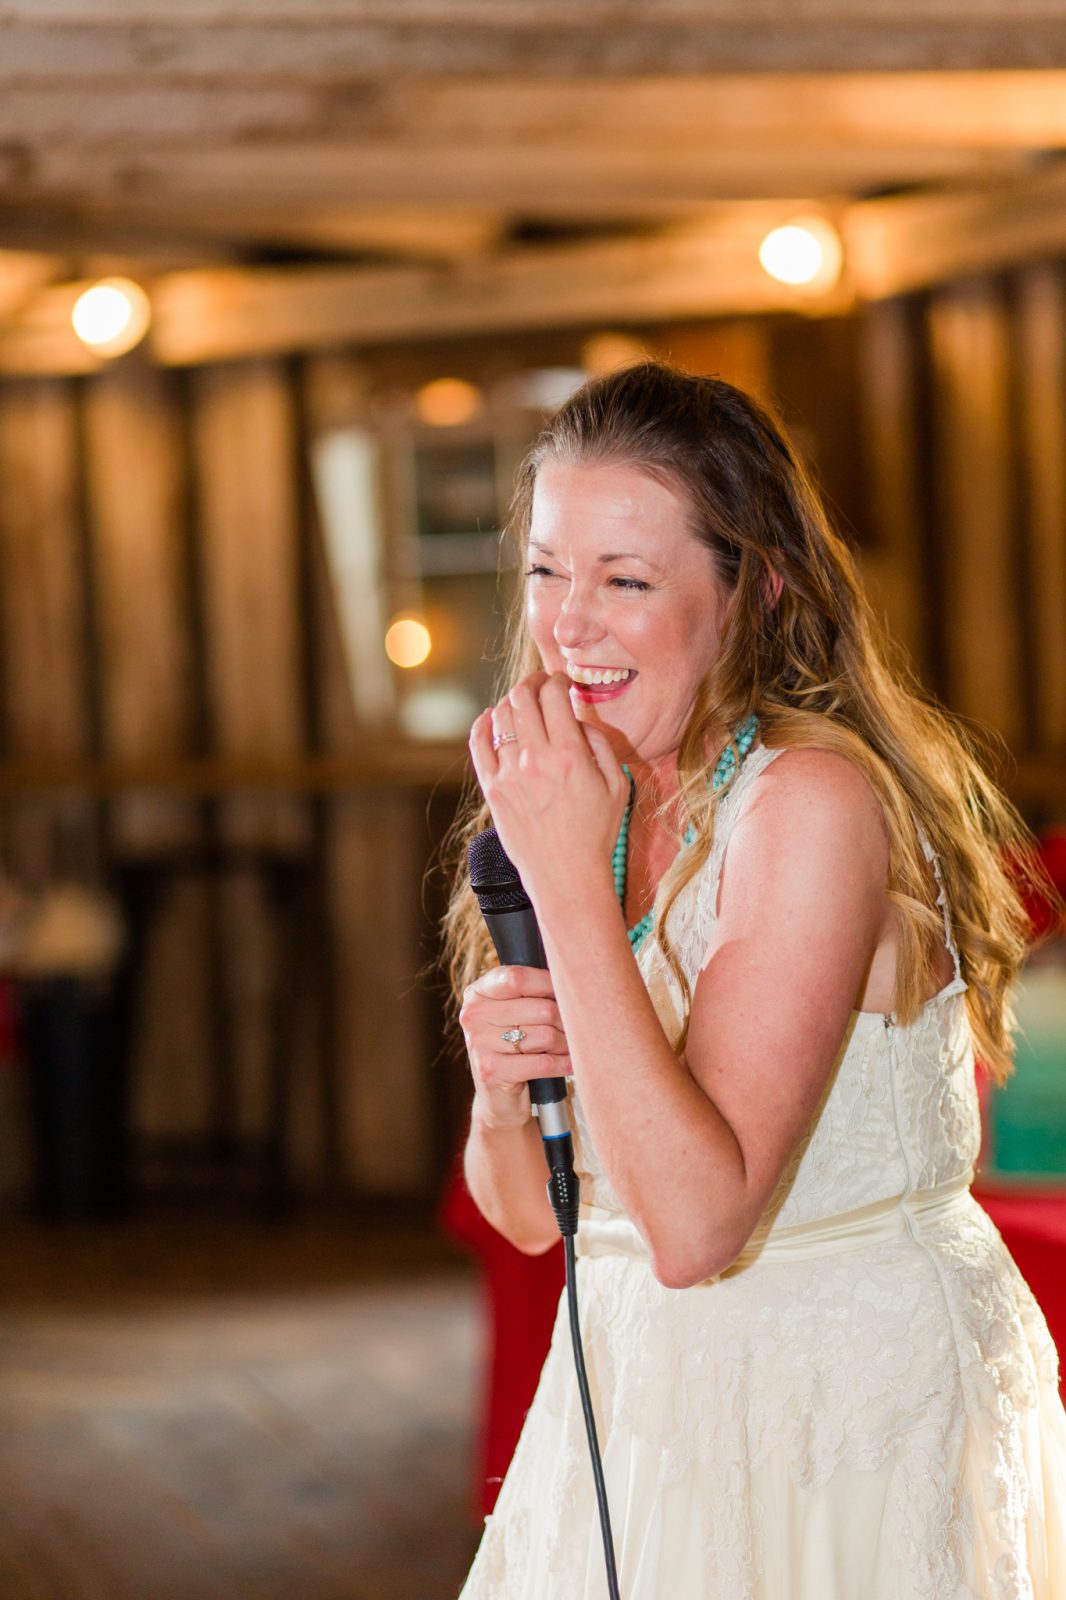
[5,168,1066,375]
[1,138,1026,210]
[3,74,1066,150]
[0,251,66,318]
[845,163,1066,298]
[0,212,855,374]
[1,5,1064,76]
[0,200,508,265]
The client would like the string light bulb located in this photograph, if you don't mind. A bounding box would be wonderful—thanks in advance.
[385,614,432,669]
[414,378,483,427]
[758,217,843,292]
[71,278,151,357]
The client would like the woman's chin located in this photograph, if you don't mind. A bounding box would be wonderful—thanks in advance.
[570,696,632,749]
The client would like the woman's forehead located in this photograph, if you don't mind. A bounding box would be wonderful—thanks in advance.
[529,459,693,550]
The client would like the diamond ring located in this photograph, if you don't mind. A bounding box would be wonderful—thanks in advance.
[501,1027,527,1052]
[492,731,519,750]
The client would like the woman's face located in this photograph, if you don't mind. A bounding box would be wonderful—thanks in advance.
[525,459,731,763]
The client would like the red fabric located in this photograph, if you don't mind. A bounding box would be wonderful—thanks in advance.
[437,1156,564,1518]
[0,978,21,1066]
[1009,826,1066,942]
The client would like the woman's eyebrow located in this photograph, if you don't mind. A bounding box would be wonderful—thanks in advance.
[529,540,663,572]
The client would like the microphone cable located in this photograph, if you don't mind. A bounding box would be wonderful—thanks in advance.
[562,1231,621,1600]
[469,827,621,1600]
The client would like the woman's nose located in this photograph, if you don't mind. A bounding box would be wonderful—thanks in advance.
[553,589,606,650]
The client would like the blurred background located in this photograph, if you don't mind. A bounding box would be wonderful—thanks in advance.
[0,4,1065,1596]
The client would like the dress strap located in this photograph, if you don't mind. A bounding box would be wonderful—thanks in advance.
[918,829,963,983]
[703,742,787,903]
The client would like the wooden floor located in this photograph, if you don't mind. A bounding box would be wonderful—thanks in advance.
[0,1210,485,1600]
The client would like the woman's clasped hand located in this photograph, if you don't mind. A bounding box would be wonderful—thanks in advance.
[458,963,572,1130]
[468,669,630,914]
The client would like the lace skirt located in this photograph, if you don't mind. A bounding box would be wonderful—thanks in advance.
[457,1194,1066,1600]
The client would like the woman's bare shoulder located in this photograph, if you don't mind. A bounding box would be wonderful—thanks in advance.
[750,744,887,827]
[724,744,890,904]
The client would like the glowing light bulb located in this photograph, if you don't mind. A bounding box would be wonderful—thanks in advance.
[385,615,432,669]
[758,218,842,291]
[71,278,151,356]
[414,378,483,427]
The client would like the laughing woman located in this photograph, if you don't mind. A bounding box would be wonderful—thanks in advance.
[443,361,1066,1599]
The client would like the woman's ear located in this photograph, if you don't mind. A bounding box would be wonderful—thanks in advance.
[763,564,784,612]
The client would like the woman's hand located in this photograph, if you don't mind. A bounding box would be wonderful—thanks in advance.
[468,671,630,910]
[460,964,572,1129]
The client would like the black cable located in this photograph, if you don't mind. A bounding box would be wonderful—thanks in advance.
[563,1232,622,1600]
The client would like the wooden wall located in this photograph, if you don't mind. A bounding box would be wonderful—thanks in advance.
[0,353,437,1202]
[0,260,1062,1204]
[857,273,1066,785]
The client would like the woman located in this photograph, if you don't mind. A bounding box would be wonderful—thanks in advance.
[444,361,1066,1598]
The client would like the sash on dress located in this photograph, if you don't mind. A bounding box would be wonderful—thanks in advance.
[577,1170,977,1280]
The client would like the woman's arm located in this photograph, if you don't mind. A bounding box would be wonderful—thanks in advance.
[534,748,890,1288]
[469,674,889,1289]
[463,1108,561,1255]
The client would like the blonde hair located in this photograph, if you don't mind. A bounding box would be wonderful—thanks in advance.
[442,360,1043,1085]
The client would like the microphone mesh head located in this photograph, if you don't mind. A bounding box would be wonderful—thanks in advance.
[468,828,532,913]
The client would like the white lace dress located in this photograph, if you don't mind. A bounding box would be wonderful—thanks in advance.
[457,744,1066,1600]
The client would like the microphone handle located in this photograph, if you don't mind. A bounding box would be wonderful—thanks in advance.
[482,906,566,1113]
[480,902,579,1237]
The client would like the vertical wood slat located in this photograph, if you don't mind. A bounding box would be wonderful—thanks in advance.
[82,360,198,851]
[0,379,97,885]
[191,359,311,1169]
[855,297,928,675]
[0,379,89,761]
[327,794,430,1195]
[926,279,1024,748]
[129,875,214,1144]
[190,359,308,850]
[1015,264,1066,755]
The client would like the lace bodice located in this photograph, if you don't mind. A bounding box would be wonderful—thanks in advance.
[569,740,983,1232]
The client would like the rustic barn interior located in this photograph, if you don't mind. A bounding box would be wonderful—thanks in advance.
[1,5,1065,1597]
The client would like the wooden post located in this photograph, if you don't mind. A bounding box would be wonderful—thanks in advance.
[925,279,1024,749]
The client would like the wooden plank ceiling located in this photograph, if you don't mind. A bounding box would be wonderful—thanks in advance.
[1,2,1066,366]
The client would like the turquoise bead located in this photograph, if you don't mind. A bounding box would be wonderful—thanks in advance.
[615,714,758,953]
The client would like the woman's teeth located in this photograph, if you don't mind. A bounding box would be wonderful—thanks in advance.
[566,665,633,686]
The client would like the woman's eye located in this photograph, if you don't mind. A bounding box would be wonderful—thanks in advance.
[523,566,650,592]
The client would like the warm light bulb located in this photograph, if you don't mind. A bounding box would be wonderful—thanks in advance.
[385,615,432,668]
[758,218,842,291]
[71,278,151,356]
[414,378,484,427]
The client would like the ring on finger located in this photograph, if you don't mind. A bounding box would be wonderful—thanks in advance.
[491,730,519,751]
[500,1026,526,1053]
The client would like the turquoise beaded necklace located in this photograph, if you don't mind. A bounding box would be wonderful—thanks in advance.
[613,713,759,953]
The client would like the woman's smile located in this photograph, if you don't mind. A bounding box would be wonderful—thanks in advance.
[566,662,640,704]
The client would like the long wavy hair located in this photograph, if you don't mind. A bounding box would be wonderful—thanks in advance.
[441,359,1043,1085]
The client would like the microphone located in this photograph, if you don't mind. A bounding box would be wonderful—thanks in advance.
[468,827,580,1237]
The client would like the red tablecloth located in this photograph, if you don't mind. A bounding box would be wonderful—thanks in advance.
[438,1157,565,1518]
